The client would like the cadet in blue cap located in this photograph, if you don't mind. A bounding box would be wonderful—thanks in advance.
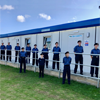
[19,47,27,73]
[62,51,72,85]
[74,40,84,75]
[52,42,61,70]
[26,43,31,63]
[39,53,45,78]
[15,43,20,62]
[90,43,100,77]
[0,43,6,60]
[6,42,12,61]
[32,44,38,66]
[42,44,49,68]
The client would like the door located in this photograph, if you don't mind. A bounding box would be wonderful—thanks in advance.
[67,34,84,71]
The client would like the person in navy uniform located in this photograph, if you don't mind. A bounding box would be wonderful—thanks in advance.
[62,51,72,85]
[74,40,84,75]
[0,43,6,60]
[19,47,27,73]
[52,42,61,70]
[6,42,12,61]
[32,44,38,66]
[42,44,49,68]
[39,53,45,78]
[90,43,100,77]
[26,43,31,64]
[15,43,20,62]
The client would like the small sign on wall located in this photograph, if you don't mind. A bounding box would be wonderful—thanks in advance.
[69,35,82,38]
[85,40,89,46]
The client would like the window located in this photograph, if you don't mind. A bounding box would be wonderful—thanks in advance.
[1,40,3,43]
[25,38,31,47]
[16,39,19,43]
[43,36,51,49]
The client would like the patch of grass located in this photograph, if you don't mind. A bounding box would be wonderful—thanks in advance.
[0,64,100,100]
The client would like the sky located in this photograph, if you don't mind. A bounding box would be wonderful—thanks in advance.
[0,0,100,34]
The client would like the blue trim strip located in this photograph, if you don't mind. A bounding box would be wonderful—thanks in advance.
[0,18,100,38]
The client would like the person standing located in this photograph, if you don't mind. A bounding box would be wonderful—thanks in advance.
[15,43,20,62]
[52,42,61,70]
[62,52,72,85]
[90,43,100,77]
[26,43,31,64]
[32,44,38,66]
[42,44,49,68]
[19,47,27,73]
[39,53,45,78]
[74,40,84,75]
[0,43,6,60]
[6,42,12,61]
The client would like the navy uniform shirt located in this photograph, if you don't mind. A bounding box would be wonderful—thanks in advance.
[63,56,72,66]
[6,45,12,50]
[53,46,61,54]
[42,48,49,56]
[74,45,84,53]
[91,48,100,57]
[26,46,31,53]
[39,58,45,66]
[0,45,5,50]
[15,46,20,51]
[32,48,38,54]
[19,51,27,58]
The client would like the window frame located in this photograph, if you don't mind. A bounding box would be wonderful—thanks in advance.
[43,36,51,50]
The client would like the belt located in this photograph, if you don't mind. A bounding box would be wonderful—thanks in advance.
[21,57,25,58]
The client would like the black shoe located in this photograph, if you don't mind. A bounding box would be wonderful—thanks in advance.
[74,72,76,74]
[80,73,83,75]
[95,75,98,78]
[91,75,93,77]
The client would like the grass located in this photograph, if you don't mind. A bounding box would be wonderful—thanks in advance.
[0,64,100,100]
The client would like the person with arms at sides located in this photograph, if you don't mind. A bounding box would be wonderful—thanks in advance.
[74,40,84,75]
[52,42,61,70]
[62,51,72,85]
[32,44,38,66]
[19,47,27,73]
[90,43,100,77]
[42,44,49,68]
[26,43,31,64]
[6,42,12,61]
[39,53,45,78]
[15,43,20,62]
[0,43,5,60]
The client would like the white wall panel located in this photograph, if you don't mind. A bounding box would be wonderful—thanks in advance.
[60,27,95,73]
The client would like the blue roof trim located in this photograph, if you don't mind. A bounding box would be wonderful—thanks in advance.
[0,18,100,38]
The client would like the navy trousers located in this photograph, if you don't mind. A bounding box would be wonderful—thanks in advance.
[15,51,20,62]
[20,57,26,73]
[62,65,70,84]
[1,50,5,60]
[44,55,49,68]
[74,54,83,74]
[52,54,59,70]
[39,65,44,77]
[7,50,11,61]
[32,53,38,66]
[90,56,99,77]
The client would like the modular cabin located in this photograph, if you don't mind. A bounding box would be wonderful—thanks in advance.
[0,18,100,73]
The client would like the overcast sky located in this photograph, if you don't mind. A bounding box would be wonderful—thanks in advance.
[0,0,100,34]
